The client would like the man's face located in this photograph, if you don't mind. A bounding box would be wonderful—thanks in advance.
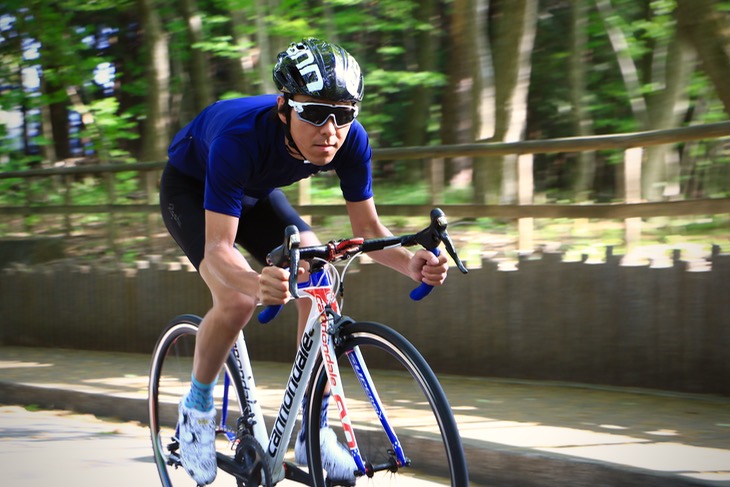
[277,95,355,166]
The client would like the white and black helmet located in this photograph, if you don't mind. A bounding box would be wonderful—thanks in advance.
[273,38,364,103]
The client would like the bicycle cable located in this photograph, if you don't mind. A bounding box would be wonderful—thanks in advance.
[338,251,362,314]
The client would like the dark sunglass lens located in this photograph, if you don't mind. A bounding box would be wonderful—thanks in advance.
[298,104,356,126]
[300,105,328,125]
[333,108,355,125]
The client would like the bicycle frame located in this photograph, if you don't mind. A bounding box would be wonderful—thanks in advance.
[222,265,402,484]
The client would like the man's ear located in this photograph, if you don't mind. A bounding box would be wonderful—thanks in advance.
[277,96,287,124]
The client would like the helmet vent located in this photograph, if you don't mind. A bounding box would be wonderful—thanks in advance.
[287,65,307,89]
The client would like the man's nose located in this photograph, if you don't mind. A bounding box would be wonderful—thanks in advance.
[319,115,337,134]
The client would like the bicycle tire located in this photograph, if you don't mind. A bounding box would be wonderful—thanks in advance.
[304,321,469,486]
[148,314,248,487]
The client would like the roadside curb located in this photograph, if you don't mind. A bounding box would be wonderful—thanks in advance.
[0,380,716,487]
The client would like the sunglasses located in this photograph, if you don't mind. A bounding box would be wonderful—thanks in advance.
[288,99,359,128]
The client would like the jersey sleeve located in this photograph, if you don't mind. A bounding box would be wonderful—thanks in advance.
[336,122,373,202]
[203,136,254,217]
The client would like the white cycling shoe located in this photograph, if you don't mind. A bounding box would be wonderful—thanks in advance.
[295,427,357,486]
[177,401,218,486]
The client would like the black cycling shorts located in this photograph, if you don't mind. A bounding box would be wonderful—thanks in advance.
[159,164,312,269]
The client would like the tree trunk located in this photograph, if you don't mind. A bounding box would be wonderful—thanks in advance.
[594,0,649,129]
[38,76,57,165]
[442,0,477,148]
[138,0,170,162]
[228,10,254,96]
[403,0,437,149]
[179,0,214,112]
[400,0,439,184]
[111,11,144,157]
[443,0,481,196]
[643,32,695,200]
[676,0,730,116]
[319,0,339,44]
[595,0,697,202]
[472,0,499,204]
[569,0,596,202]
[492,0,538,204]
[255,0,275,94]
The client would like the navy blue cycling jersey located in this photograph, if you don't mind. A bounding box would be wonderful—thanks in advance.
[167,94,373,217]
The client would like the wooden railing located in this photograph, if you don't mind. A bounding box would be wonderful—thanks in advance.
[1,121,728,252]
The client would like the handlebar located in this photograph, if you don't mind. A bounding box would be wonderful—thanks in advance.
[258,208,468,323]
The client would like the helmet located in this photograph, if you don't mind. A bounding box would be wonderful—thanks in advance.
[273,38,364,103]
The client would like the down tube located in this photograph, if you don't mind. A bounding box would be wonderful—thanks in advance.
[345,346,408,467]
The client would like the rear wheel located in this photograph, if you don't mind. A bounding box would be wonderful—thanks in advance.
[304,321,469,486]
[148,314,248,486]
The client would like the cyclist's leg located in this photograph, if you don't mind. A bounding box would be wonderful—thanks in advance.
[160,164,257,485]
[234,189,320,337]
[149,315,248,487]
[237,190,355,482]
[305,321,469,486]
[161,163,258,385]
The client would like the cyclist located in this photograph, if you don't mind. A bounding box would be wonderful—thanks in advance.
[159,37,449,486]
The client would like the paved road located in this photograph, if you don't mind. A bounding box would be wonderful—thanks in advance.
[2,346,730,486]
[0,405,156,487]
[0,405,469,487]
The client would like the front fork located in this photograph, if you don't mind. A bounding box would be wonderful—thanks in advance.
[320,310,408,477]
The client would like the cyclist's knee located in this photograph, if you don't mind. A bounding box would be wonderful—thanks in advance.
[211,292,257,330]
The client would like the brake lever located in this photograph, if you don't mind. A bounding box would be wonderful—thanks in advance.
[439,228,468,274]
[410,208,468,301]
[287,228,301,299]
[259,225,300,324]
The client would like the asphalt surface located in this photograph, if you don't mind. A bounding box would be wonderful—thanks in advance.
[0,405,459,487]
[1,345,729,486]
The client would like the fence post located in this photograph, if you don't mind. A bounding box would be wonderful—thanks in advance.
[104,171,118,254]
[518,153,534,251]
[144,169,159,250]
[298,176,312,224]
[429,157,445,205]
[624,147,643,253]
[63,175,73,236]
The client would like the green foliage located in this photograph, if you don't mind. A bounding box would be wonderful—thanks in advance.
[0,0,727,210]
[78,97,139,162]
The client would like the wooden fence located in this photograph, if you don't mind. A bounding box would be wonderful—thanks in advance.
[1,121,729,253]
[2,245,728,395]
[1,123,728,394]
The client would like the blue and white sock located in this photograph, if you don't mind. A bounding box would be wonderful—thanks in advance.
[184,373,218,412]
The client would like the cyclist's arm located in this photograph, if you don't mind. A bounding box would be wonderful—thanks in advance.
[345,198,447,285]
[202,210,266,299]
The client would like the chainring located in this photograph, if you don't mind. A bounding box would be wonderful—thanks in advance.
[233,434,273,487]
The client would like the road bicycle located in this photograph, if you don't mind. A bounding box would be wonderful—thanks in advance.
[148,208,470,486]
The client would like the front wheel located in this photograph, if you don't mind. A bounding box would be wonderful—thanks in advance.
[148,314,248,486]
[305,321,469,486]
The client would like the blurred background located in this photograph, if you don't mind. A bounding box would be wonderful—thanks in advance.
[0,0,729,393]
[0,0,728,265]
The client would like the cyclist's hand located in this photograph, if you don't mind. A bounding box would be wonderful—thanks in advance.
[409,249,448,286]
[259,266,305,305]
[259,266,290,305]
